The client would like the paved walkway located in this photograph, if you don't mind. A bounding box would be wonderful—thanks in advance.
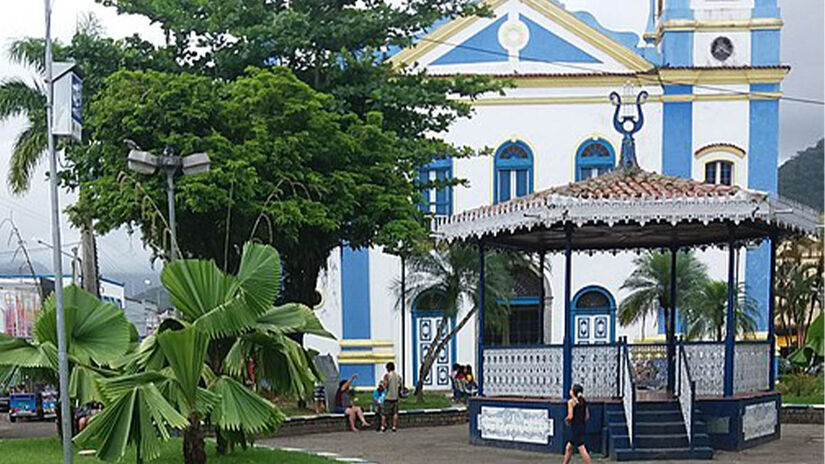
[0,414,56,439]
[261,424,824,464]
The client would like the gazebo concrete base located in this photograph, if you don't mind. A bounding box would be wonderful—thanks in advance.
[467,393,781,460]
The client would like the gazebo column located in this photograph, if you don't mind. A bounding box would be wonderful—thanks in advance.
[563,226,573,397]
[768,232,777,390]
[477,242,485,396]
[667,247,677,394]
[539,251,546,344]
[724,229,737,397]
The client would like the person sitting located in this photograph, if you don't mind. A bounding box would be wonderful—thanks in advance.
[463,365,478,395]
[313,381,327,414]
[333,374,370,432]
[450,364,467,402]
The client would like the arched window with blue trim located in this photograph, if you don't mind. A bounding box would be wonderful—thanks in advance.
[417,158,452,215]
[494,141,533,203]
[571,285,616,344]
[575,138,616,181]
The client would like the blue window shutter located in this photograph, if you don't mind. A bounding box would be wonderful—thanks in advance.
[515,169,528,197]
[435,169,448,215]
[498,169,511,203]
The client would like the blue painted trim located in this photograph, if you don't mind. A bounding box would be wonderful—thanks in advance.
[521,15,601,63]
[751,30,780,66]
[571,285,616,343]
[417,158,453,215]
[495,296,541,306]
[575,138,616,181]
[661,31,693,67]
[493,140,534,204]
[432,16,509,65]
[661,0,693,21]
[571,11,644,56]
[477,245,485,396]
[341,247,371,340]
[339,364,376,388]
[746,83,779,332]
[662,85,693,178]
[752,0,781,18]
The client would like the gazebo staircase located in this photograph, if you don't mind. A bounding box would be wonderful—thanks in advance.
[606,400,714,461]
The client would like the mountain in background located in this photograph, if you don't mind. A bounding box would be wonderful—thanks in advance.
[779,138,824,212]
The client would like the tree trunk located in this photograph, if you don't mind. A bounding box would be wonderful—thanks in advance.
[80,218,99,297]
[413,307,478,400]
[279,246,328,307]
[183,414,206,464]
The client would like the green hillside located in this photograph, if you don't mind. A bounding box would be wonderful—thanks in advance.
[779,139,824,211]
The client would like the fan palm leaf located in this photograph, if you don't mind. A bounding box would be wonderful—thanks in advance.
[33,285,132,366]
[208,375,285,435]
[681,280,759,341]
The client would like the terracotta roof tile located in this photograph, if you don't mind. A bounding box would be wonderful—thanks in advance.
[541,168,739,200]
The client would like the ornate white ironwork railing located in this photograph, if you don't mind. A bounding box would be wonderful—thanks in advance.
[627,343,668,391]
[621,339,636,448]
[677,343,696,448]
[683,342,725,396]
[571,344,620,398]
[734,341,771,394]
[482,346,563,398]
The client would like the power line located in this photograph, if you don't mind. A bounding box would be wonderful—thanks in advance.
[414,36,825,106]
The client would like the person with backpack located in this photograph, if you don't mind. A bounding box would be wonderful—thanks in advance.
[563,383,593,464]
[380,362,402,432]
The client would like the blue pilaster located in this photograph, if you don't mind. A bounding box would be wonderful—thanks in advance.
[563,227,573,397]
[662,85,693,178]
[746,83,780,332]
[751,30,780,66]
[752,0,780,18]
[477,243,485,396]
[725,238,736,397]
[340,247,375,384]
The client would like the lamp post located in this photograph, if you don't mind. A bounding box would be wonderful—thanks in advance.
[126,143,210,261]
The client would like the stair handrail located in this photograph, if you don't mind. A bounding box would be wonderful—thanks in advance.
[620,336,636,449]
[677,339,696,450]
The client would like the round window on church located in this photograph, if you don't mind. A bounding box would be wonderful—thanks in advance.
[711,36,734,62]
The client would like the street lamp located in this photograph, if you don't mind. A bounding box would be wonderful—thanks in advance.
[125,142,210,261]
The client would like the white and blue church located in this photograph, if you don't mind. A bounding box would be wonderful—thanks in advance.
[306,0,787,392]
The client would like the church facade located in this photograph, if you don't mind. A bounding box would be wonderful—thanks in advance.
[306,0,786,388]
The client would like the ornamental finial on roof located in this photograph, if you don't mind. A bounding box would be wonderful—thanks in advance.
[610,83,648,170]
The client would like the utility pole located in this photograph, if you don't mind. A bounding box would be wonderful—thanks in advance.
[44,1,73,461]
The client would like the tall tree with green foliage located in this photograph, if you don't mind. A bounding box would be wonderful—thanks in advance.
[1,17,176,295]
[681,280,759,341]
[77,0,504,304]
[618,251,708,338]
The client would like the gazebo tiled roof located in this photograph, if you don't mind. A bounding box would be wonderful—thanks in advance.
[545,168,739,200]
[434,168,820,252]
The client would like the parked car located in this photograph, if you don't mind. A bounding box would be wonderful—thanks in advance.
[9,393,43,422]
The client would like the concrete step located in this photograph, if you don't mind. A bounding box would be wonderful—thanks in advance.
[614,446,714,461]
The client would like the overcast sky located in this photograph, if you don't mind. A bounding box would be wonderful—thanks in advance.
[0,1,821,294]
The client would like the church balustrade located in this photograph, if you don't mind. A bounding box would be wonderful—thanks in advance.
[734,341,771,394]
[683,342,726,396]
[482,345,563,398]
[571,344,621,398]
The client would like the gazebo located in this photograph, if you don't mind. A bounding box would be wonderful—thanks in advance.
[434,167,819,460]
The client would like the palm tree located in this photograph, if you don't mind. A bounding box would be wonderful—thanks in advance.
[395,243,534,399]
[74,243,332,463]
[0,285,133,429]
[776,236,823,349]
[681,280,759,341]
[0,24,100,296]
[618,251,708,337]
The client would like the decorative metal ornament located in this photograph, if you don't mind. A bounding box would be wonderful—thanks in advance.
[609,88,649,169]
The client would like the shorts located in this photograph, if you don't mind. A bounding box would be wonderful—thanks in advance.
[566,425,585,448]
[383,399,399,416]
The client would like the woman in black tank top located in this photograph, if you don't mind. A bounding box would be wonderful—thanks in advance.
[563,384,593,464]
